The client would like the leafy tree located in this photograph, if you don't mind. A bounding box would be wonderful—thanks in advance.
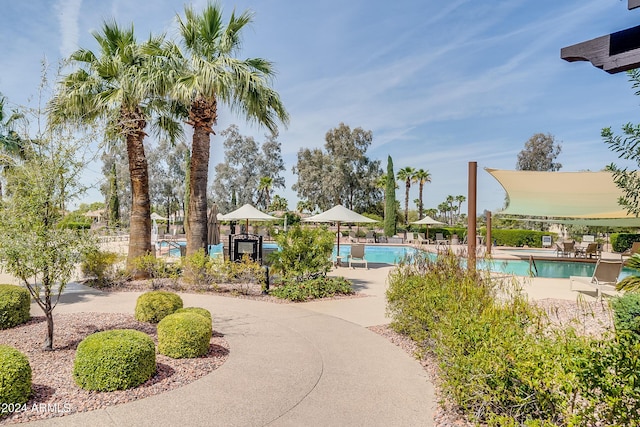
[396,166,416,225]
[516,133,562,171]
[173,2,288,256]
[0,130,96,350]
[384,156,397,237]
[414,168,431,219]
[211,125,285,213]
[293,123,383,212]
[48,22,181,273]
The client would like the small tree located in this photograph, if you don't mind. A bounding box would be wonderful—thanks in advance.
[384,156,396,236]
[0,130,95,350]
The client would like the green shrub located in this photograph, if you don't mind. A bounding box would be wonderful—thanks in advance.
[131,253,180,279]
[270,225,334,280]
[611,233,640,252]
[270,276,353,301]
[73,329,156,391]
[0,345,31,416]
[157,312,211,358]
[80,249,121,287]
[483,229,549,247]
[611,292,640,341]
[174,307,212,329]
[0,284,31,329]
[181,249,217,285]
[134,291,183,323]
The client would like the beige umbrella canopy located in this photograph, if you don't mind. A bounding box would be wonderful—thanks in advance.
[220,203,278,231]
[411,215,445,240]
[303,204,377,254]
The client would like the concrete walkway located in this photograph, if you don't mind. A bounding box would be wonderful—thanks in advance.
[25,266,435,427]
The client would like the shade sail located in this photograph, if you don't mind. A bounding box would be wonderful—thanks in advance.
[411,215,445,225]
[303,205,377,223]
[220,204,278,221]
[486,168,637,219]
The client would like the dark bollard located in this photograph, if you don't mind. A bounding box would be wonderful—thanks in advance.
[262,265,270,294]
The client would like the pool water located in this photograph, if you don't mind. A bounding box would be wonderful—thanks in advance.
[174,242,637,280]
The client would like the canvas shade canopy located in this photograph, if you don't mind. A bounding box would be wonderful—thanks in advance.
[220,203,278,231]
[303,204,377,255]
[486,168,640,223]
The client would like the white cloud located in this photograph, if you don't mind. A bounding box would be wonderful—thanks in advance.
[55,0,82,57]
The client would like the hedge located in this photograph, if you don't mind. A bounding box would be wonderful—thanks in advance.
[157,312,211,359]
[610,233,640,253]
[73,329,156,391]
[0,345,31,416]
[481,229,550,248]
[134,291,183,323]
[0,285,31,329]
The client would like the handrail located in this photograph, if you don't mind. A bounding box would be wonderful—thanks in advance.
[528,255,539,277]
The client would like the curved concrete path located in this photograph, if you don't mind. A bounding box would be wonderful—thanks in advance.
[25,265,435,426]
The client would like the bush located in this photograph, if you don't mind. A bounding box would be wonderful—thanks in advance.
[73,329,156,391]
[0,345,31,416]
[611,233,640,252]
[157,312,211,358]
[0,284,31,329]
[270,276,353,301]
[80,249,121,287]
[134,291,183,323]
[483,229,549,247]
[611,292,640,341]
[181,249,218,286]
[175,307,212,328]
[270,225,335,280]
[131,253,181,279]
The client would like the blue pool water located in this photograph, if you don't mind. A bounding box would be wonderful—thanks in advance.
[174,242,636,280]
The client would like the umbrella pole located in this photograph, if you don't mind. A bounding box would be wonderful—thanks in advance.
[337,222,341,262]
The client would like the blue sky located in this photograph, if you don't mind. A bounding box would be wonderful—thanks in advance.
[1,0,640,214]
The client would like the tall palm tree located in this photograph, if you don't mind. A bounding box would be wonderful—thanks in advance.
[413,168,431,219]
[455,195,466,221]
[396,167,416,225]
[174,2,289,256]
[257,176,273,210]
[48,22,181,273]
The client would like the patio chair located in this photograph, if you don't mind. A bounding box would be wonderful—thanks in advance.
[416,234,429,245]
[556,241,575,257]
[435,233,448,245]
[406,232,416,244]
[622,241,640,258]
[583,242,600,259]
[365,231,376,243]
[348,231,358,243]
[570,259,623,298]
[348,244,368,269]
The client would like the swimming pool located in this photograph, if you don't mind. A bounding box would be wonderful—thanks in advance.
[171,242,636,280]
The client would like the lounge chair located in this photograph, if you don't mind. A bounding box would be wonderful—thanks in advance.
[406,232,416,244]
[570,259,623,298]
[348,231,358,243]
[416,234,429,245]
[365,231,376,243]
[622,241,640,258]
[435,233,448,245]
[583,242,600,259]
[348,244,368,269]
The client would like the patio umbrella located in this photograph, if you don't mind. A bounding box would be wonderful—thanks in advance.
[303,204,377,255]
[411,215,445,240]
[150,212,168,221]
[207,204,220,247]
[220,203,278,232]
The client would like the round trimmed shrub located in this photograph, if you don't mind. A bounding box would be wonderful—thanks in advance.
[73,329,156,391]
[158,312,212,359]
[0,285,31,329]
[0,345,31,416]
[175,307,212,323]
[134,291,183,323]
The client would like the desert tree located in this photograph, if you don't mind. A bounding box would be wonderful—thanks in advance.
[516,133,562,171]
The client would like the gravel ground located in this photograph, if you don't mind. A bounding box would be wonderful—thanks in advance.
[369,298,615,427]
[0,313,229,425]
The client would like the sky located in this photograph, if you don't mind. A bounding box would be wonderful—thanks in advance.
[1,0,640,215]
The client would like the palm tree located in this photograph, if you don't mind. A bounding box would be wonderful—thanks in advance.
[455,195,466,222]
[0,95,26,199]
[396,167,416,225]
[413,168,431,219]
[174,2,289,256]
[257,176,273,210]
[48,22,181,273]
[445,195,455,225]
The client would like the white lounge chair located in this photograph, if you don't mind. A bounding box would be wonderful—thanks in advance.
[570,259,623,298]
[348,244,368,269]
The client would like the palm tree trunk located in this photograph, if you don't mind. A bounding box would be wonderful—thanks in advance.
[187,125,209,255]
[404,182,410,225]
[418,182,424,219]
[126,130,152,274]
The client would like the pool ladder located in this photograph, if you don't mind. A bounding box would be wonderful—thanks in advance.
[528,255,539,277]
